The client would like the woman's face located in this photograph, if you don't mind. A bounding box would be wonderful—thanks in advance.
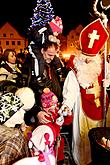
[8,51,16,64]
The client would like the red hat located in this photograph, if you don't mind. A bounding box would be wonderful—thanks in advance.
[49,16,63,34]
[79,18,109,56]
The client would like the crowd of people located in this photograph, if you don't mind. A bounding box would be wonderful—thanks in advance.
[0,12,72,164]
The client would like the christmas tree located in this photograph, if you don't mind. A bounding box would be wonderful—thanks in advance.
[30,0,55,28]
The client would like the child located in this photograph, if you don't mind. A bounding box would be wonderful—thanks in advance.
[13,88,73,165]
[29,88,73,164]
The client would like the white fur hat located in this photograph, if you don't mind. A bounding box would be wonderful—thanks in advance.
[15,87,35,111]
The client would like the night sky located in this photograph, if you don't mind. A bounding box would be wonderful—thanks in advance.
[0,0,109,36]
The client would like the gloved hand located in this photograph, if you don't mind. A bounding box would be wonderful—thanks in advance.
[56,114,64,126]
[58,104,72,116]
[102,79,110,88]
[56,105,72,126]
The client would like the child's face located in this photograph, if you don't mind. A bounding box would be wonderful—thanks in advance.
[42,95,58,114]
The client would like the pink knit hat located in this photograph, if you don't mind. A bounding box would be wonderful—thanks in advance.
[41,88,58,112]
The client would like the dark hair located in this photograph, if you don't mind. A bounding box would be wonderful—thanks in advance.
[42,40,59,51]
[17,53,25,60]
[28,23,53,47]
[3,49,16,61]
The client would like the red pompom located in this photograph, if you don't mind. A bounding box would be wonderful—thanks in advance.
[44,133,50,145]
[38,153,45,162]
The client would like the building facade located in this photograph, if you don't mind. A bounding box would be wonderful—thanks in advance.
[0,22,28,53]
[67,25,83,55]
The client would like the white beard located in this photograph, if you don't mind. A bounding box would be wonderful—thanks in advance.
[73,53,102,89]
